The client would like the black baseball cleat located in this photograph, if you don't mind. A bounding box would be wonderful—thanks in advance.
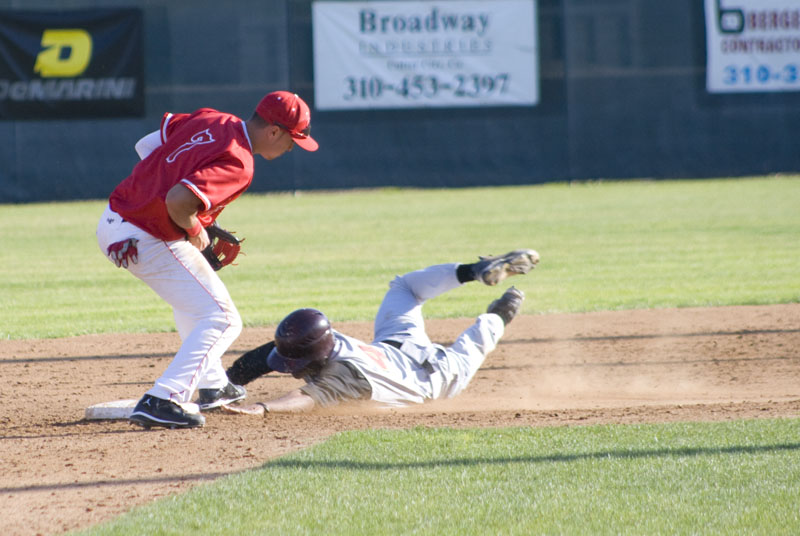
[129,395,205,429]
[472,249,540,286]
[487,286,526,325]
[196,382,247,410]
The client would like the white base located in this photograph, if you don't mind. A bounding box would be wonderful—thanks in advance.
[84,399,138,420]
[179,402,201,414]
[84,399,202,420]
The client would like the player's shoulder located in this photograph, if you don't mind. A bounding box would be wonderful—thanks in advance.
[192,107,226,118]
[314,359,369,386]
[163,108,245,143]
[167,108,237,125]
[172,108,236,126]
[333,330,362,344]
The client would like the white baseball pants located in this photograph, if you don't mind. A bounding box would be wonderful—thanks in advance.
[372,263,505,399]
[96,204,242,404]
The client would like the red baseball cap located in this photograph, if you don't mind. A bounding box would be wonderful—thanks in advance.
[255,91,318,152]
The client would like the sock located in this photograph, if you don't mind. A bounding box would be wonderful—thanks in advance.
[456,263,477,284]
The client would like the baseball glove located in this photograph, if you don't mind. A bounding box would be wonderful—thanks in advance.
[202,222,242,271]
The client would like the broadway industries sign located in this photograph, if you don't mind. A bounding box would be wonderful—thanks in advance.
[312,0,539,110]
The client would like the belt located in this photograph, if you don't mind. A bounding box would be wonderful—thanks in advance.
[381,339,436,374]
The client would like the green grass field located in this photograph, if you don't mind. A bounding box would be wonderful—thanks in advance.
[3,176,799,534]
[83,419,800,535]
[2,176,798,339]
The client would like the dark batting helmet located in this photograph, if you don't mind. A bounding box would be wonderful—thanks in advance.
[267,308,335,376]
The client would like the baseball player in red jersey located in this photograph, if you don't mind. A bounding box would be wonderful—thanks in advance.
[96,91,318,429]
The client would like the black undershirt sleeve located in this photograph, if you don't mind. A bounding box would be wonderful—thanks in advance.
[300,360,372,407]
[225,341,275,385]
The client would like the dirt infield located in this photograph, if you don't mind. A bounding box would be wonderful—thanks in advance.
[2,304,799,535]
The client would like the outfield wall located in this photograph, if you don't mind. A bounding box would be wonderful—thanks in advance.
[1,0,798,202]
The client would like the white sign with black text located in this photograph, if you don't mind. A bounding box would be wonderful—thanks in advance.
[312,0,539,109]
[705,0,800,93]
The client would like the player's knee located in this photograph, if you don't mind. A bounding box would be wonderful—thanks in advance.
[206,308,242,340]
[227,310,243,339]
[388,274,411,291]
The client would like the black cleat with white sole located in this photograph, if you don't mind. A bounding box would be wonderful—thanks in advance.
[196,382,247,410]
[129,394,205,429]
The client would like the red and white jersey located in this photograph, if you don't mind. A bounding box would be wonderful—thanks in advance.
[109,108,254,241]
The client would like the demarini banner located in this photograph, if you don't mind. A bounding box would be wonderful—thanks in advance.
[312,0,539,110]
[0,8,144,119]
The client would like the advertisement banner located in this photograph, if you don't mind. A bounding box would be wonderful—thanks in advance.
[705,0,800,93]
[0,8,144,119]
[312,0,538,110]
